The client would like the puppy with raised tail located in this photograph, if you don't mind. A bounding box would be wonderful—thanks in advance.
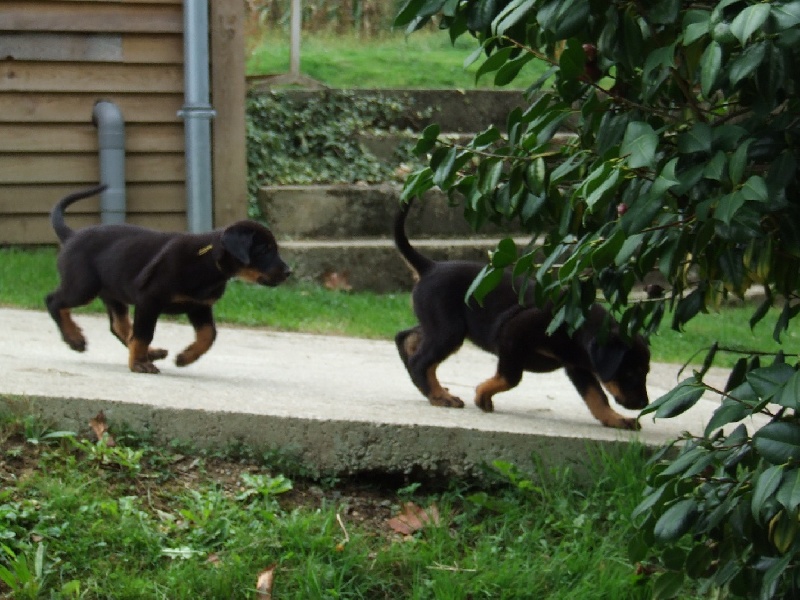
[393,197,650,430]
[46,184,291,373]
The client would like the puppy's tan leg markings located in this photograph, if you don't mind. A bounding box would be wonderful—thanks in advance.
[59,309,87,351]
[111,313,167,361]
[426,363,464,408]
[474,373,512,412]
[176,324,216,366]
[402,331,421,357]
[128,338,159,374]
[601,380,628,404]
[582,387,639,430]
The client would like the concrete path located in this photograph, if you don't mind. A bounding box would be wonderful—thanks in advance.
[0,308,761,476]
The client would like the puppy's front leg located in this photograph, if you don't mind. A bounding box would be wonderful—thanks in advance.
[176,305,217,367]
[129,305,161,374]
[565,367,640,430]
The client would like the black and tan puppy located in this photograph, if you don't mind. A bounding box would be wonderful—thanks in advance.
[46,184,291,373]
[393,198,650,430]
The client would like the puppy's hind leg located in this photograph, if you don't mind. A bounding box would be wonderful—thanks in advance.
[395,325,423,370]
[406,329,465,408]
[475,357,523,413]
[103,298,167,361]
[45,284,96,352]
[175,305,217,367]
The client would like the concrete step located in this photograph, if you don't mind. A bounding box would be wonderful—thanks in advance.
[281,237,528,293]
[258,184,526,240]
[244,87,528,134]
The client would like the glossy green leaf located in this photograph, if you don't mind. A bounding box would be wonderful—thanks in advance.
[700,41,722,98]
[715,191,745,225]
[729,138,753,185]
[467,0,498,31]
[465,264,504,305]
[754,421,800,465]
[475,46,513,82]
[621,121,658,169]
[642,377,706,419]
[776,469,800,512]
[492,0,536,35]
[654,498,698,543]
[740,175,768,202]
[752,464,783,522]
[729,42,767,85]
[772,0,800,28]
[591,230,625,270]
[490,237,517,268]
[774,371,800,409]
[653,571,685,600]
[730,4,770,45]
[705,398,751,436]
[678,123,713,154]
[747,363,796,401]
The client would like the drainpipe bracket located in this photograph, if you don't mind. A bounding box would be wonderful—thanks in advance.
[178,106,217,120]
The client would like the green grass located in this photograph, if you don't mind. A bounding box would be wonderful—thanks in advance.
[246,30,548,89]
[0,414,664,599]
[3,247,794,368]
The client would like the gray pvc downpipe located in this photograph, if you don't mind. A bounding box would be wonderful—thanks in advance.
[179,0,216,233]
[92,100,126,225]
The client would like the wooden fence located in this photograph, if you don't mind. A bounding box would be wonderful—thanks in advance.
[0,0,246,245]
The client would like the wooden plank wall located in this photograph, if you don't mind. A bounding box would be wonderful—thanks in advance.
[0,0,247,245]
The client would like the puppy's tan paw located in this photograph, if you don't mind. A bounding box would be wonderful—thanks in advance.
[67,338,87,353]
[428,393,465,408]
[603,415,641,430]
[131,361,160,374]
[475,394,495,413]
[175,351,196,367]
[148,347,168,361]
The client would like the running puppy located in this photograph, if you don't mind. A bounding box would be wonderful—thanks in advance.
[393,198,649,430]
[46,184,291,373]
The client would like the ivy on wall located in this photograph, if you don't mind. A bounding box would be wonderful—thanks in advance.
[245,90,425,218]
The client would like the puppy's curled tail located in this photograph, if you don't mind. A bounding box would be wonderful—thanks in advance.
[394,196,435,278]
[50,184,107,242]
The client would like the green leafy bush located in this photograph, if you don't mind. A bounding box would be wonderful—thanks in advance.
[395,0,800,596]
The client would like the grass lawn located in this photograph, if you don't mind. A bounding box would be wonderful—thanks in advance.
[0,413,664,599]
[246,30,548,89]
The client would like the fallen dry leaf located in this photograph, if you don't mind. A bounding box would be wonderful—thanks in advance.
[387,502,440,536]
[88,410,116,446]
[256,564,276,599]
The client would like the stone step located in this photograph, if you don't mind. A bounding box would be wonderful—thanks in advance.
[258,183,526,240]
[281,237,528,293]
[245,87,527,134]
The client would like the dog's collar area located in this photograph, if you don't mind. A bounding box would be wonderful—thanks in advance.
[196,244,225,273]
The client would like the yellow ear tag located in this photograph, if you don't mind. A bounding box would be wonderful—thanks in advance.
[197,244,213,256]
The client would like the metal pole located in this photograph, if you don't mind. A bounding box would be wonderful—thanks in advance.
[180,0,216,233]
[290,0,301,77]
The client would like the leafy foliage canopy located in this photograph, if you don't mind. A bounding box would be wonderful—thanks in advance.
[396,0,800,596]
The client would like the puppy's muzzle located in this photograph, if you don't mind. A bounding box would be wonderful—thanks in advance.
[258,263,292,287]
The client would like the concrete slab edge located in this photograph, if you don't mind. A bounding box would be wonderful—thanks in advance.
[2,394,649,479]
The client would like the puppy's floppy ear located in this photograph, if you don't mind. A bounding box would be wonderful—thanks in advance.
[587,337,628,382]
[221,226,254,265]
